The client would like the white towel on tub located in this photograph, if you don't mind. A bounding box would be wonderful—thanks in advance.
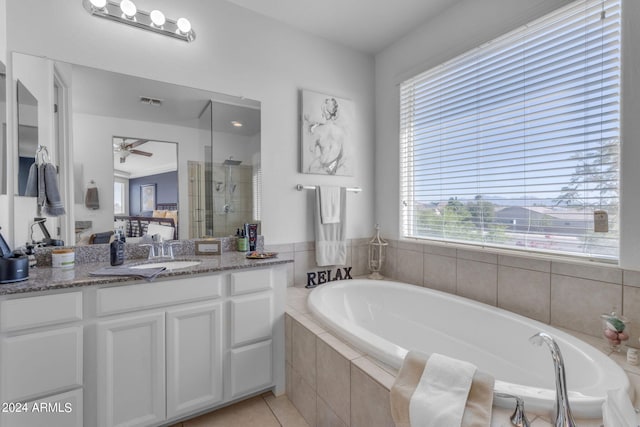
[409,353,477,427]
[319,186,341,224]
[315,187,347,266]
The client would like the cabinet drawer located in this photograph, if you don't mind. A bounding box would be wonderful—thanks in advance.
[97,274,222,316]
[230,269,272,296]
[1,388,83,427]
[0,292,82,332]
[229,340,273,399]
[1,326,83,402]
[230,294,273,347]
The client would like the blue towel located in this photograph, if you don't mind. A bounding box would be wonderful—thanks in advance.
[42,163,65,216]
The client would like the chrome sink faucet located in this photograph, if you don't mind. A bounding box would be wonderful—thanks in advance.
[529,332,576,427]
[142,234,178,260]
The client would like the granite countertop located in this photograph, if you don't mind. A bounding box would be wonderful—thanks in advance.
[0,252,292,296]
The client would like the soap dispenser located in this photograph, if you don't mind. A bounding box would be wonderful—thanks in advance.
[110,231,125,266]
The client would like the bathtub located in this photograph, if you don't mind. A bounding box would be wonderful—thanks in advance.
[307,279,631,418]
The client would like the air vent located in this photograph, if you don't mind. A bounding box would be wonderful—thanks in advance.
[139,96,163,106]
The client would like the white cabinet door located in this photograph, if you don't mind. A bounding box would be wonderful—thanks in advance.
[97,312,165,427]
[166,302,223,419]
[1,326,82,402]
[229,293,273,348]
[229,340,273,399]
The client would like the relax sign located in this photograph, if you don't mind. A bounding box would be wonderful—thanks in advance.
[305,267,353,288]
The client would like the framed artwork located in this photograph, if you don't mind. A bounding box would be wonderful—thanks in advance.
[140,184,156,211]
[301,89,354,176]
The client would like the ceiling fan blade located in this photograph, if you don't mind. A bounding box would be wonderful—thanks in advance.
[125,139,150,149]
[130,149,153,157]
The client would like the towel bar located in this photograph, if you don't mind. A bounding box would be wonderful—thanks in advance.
[296,184,362,193]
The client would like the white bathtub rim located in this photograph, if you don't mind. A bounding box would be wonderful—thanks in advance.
[307,279,632,418]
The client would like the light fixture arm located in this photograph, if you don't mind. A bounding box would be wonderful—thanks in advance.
[82,0,196,42]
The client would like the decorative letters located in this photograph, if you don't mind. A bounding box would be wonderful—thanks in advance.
[306,267,353,288]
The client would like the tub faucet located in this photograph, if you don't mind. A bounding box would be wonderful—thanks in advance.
[494,392,530,427]
[529,332,576,427]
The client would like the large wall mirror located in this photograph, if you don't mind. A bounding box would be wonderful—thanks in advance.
[16,79,38,196]
[0,62,6,195]
[8,52,261,246]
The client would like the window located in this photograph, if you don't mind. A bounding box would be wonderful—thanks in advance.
[400,0,621,260]
[252,164,262,221]
[114,181,126,215]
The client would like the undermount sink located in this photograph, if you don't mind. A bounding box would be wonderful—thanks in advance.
[130,260,202,271]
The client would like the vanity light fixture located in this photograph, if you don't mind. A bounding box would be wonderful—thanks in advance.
[82,0,196,42]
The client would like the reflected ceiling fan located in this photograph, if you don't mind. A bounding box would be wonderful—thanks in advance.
[113,138,153,163]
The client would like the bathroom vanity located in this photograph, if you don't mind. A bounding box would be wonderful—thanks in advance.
[0,254,289,427]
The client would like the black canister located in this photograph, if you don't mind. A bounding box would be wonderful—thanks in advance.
[0,255,29,284]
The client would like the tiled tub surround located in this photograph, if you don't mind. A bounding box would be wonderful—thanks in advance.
[278,238,640,351]
[286,287,640,427]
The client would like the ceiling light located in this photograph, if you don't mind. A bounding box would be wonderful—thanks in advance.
[150,10,166,27]
[231,121,243,128]
[82,0,196,42]
[120,0,137,19]
[89,0,107,10]
[176,18,192,34]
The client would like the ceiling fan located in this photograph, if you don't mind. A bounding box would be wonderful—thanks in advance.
[113,138,153,163]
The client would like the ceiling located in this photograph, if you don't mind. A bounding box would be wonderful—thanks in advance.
[224,0,459,54]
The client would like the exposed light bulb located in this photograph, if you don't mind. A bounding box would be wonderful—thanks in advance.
[176,17,192,34]
[120,0,137,19]
[150,10,166,27]
[89,0,107,9]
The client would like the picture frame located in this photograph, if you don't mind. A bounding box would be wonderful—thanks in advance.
[140,184,156,212]
[300,89,354,176]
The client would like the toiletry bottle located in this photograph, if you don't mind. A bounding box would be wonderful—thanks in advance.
[237,230,248,252]
[110,231,125,266]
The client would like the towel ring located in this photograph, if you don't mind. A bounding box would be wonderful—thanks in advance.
[35,145,50,164]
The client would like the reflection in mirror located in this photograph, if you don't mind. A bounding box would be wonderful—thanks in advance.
[111,137,179,242]
[209,101,261,237]
[0,62,6,195]
[191,101,212,238]
[16,80,38,196]
[63,60,260,244]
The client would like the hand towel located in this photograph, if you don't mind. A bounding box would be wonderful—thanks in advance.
[390,351,494,427]
[602,388,637,427]
[89,266,166,281]
[319,186,341,224]
[42,163,65,216]
[24,162,39,197]
[85,187,100,210]
[315,187,347,266]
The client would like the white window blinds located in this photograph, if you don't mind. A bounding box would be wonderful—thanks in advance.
[400,0,621,260]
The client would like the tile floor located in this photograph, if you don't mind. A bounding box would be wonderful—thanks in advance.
[169,393,309,427]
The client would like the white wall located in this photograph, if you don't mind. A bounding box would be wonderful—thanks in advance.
[0,0,8,242]
[5,0,375,246]
[374,0,640,270]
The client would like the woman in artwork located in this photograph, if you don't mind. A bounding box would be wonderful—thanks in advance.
[304,97,349,175]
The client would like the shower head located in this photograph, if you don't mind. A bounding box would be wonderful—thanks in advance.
[223,157,242,166]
